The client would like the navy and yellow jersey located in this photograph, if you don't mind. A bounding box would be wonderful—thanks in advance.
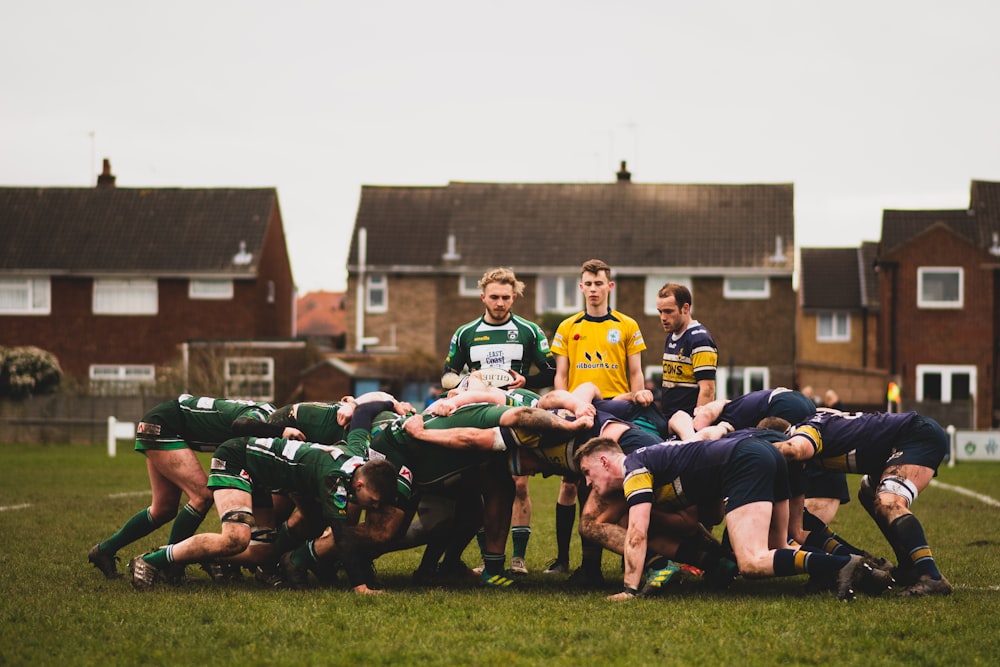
[136,394,275,451]
[621,428,783,511]
[718,388,816,429]
[660,320,718,418]
[210,436,365,524]
[790,411,920,474]
[551,309,646,397]
[506,409,658,478]
[503,422,582,477]
[267,401,349,444]
[444,314,556,389]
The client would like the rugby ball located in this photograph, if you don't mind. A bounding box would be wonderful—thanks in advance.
[478,368,515,388]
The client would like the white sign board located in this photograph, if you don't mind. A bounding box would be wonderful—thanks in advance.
[953,430,1000,462]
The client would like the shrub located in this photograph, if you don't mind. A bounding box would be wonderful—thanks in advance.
[0,345,62,398]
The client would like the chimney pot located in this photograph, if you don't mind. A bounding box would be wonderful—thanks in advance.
[97,158,116,189]
[616,160,631,183]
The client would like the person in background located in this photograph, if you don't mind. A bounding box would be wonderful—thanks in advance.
[442,267,556,575]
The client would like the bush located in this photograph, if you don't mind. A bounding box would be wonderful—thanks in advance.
[0,345,62,398]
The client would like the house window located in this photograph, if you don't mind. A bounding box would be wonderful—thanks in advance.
[89,364,155,396]
[93,279,158,315]
[537,275,583,314]
[189,279,234,300]
[645,275,691,315]
[366,274,387,313]
[224,357,274,401]
[459,275,481,297]
[0,277,50,314]
[916,364,975,403]
[817,311,850,342]
[723,276,769,300]
[917,267,963,309]
[717,366,769,401]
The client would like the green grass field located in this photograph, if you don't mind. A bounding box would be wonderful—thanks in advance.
[1,443,998,666]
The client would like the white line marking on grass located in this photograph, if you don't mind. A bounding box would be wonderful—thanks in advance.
[930,480,1000,507]
[107,491,150,499]
[0,503,31,512]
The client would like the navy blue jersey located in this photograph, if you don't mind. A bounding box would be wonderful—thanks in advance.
[791,411,921,474]
[719,388,816,429]
[622,428,784,511]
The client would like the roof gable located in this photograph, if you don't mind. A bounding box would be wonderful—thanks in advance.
[800,245,878,310]
[0,187,278,276]
[879,209,988,261]
[350,181,794,273]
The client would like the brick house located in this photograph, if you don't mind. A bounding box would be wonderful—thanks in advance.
[341,164,797,404]
[875,180,1000,429]
[0,160,302,402]
[797,243,886,410]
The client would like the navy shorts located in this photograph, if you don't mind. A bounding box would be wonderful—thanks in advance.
[722,437,790,512]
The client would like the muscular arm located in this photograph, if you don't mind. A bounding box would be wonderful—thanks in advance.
[696,379,716,408]
[554,355,569,391]
[536,388,597,419]
[626,353,653,407]
[612,501,651,599]
[402,415,502,450]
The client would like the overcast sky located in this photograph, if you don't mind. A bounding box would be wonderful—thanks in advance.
[4,1,998,292]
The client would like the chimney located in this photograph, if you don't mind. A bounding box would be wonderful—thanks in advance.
[97,158,116,189]
[616,160,631,183]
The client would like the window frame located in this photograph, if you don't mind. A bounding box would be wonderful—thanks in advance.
[916,364,976,403]
[189,279,234,300]
[816,311,851,342]
[536,274,584,314]
[93,278,158,315]
[644,275,691,316]
[458,275,481,297]
[723,276,770,300]
[917,267,963,309]
[224,356,275,402]
[716,366,770,401]
[366,274,388,313]
[0,277,51,315]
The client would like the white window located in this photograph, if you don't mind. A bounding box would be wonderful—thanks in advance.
[817,311,851,342]
[189,279,234,300]
[93,279,158,315]
[0,277,50,314]
[459,275,481,297]
[917,267,963,309]
[916,364,975,403]
[537,275,583,314]
[644,275,691,315]
[723,276,770,300]
[366,274,387,313]
[89,364,155,396]
[225,357,274,401]
[717,366,769,401]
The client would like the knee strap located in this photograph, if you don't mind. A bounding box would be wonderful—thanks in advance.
[876,475,918,506]
[250,528,277,544]
[220,508,256,528]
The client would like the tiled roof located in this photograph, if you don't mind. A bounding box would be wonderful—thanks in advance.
[296,291,346,337]
[0,187,277,276]
[349,180,795,274]
[879,181,1000,258]
[800,246,879,310]
[879,209,979,258]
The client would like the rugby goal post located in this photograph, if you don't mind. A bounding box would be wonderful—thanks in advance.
[107,416,136,457]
